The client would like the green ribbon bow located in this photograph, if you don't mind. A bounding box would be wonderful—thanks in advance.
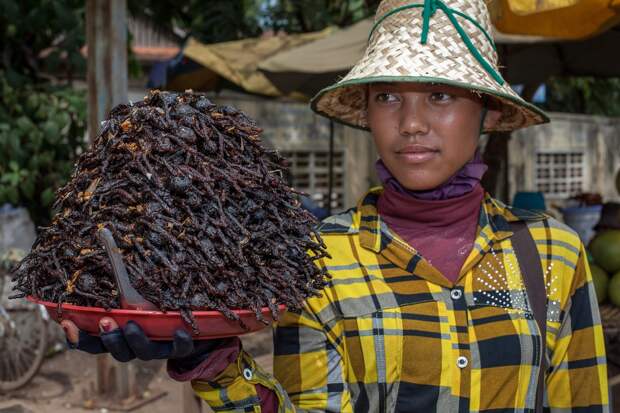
[369,1,505,86]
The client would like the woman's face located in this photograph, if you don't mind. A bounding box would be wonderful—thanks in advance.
[367,82,501,191]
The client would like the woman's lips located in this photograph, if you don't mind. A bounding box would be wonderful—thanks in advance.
[395,144,439,164]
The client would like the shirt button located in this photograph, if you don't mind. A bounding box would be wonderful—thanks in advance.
[450,289,463,300]
[457,356,469,369]
[243,367,253,380]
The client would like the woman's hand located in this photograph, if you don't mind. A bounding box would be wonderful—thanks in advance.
[61,318,221,366]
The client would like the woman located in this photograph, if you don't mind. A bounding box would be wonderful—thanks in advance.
[63,0,610,411]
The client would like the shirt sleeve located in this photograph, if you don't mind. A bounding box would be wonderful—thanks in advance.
[167,338,280,412]
[273,306,352,412]
[187,304,351,412]
[546,243,610,412]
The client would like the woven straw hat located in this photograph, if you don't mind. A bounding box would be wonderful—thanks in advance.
[310,0,549,132]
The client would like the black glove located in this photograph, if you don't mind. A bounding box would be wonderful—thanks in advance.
[68,321,225,371]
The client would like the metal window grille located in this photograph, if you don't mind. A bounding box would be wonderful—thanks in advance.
[535,152,584,198]
[281,150,345,211]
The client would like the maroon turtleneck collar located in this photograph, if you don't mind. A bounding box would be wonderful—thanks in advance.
[377,183,484,282]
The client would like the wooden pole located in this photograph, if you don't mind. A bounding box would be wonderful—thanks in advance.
[86,0,130,401]
[87,0,128,143]
[327,120,334,215]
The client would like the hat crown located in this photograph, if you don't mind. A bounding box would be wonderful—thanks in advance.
[371,0,499,72]
[375,0,492,29]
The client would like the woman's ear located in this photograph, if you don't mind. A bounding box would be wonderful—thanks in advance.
[483,108,502,130]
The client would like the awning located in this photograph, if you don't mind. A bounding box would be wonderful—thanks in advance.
[258,20,373,97]
[500,25,620,84]
[489,0,581,15]
[166,29,331,97]
[490,0,620,39]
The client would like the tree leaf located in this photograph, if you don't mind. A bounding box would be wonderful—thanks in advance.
[41,188,56,207]
[6,186,19,206]
[22,175,36,200]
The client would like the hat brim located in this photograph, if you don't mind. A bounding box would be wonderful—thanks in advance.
[310,75,550,133]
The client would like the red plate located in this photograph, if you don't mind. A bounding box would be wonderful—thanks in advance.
[28,297,286,340]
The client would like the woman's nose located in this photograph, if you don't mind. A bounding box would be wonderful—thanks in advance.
[399,97,430,137]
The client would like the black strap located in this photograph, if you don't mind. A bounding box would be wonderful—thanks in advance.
[510,221,547,413]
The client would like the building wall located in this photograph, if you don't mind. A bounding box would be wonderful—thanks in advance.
[509,112,620,206]
[342,124,380,207]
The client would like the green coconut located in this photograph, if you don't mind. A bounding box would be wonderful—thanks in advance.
[590,265,609,304]
[589,230,620,273]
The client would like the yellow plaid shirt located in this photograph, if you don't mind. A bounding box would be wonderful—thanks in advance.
[192,189,609,412]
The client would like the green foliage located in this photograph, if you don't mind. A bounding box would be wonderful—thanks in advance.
[128,0,263,44]
[128,0,380,45]
[0,1,87,226]
[0,0,379,82]
[0,0,86,85]
[0,75,87,226]
[263,0,379,33]
[543,77,620,117]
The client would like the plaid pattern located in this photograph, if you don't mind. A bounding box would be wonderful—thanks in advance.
[192,188,609,412]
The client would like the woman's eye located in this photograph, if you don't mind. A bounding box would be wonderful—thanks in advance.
[374,93,398,103]
[430,92,453,102]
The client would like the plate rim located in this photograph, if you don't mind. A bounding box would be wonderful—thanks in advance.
[27,296,286,318]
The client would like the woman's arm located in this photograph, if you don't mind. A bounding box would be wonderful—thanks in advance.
[546,244,610,412]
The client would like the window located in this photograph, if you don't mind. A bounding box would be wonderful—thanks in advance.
[535,152,584,198]
[281,150,345,211]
